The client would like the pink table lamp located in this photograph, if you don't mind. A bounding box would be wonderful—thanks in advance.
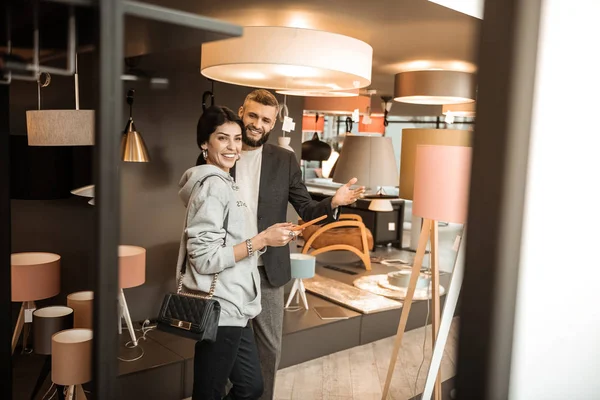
[118,245,146,348]
[11,252,61,354]
[383,145,472,400]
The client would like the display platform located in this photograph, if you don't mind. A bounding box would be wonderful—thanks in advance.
[13,249,454,400]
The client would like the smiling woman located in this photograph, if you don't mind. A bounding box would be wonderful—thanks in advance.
[195,106,245,171]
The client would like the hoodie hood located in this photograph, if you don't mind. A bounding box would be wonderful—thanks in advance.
[178,164,233,206]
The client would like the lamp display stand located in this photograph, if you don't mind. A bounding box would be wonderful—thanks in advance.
[11,252,61,354]
[285,254,316,310]
[117,245,146,359]
[382,145,471,400]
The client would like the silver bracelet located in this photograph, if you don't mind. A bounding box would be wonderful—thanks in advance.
[246,239,254,257]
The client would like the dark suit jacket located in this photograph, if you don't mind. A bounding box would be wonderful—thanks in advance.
[231,143,336,287]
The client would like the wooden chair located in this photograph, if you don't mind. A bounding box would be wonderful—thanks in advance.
[300,214,373,270]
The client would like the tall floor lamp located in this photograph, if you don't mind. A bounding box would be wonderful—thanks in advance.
[400,129,472,251]
[382,145,472,400]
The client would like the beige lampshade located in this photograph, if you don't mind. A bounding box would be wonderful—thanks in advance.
[413,145,472,224]
[52,329,93,386]
[400,129,473,200]
[394,70,476,105]
[26,110,95,146]
[201,26,372,91]
[119,245,146,289]
[304,96,371,116]
[443,102,476,117]
[332,135,399,189]
[121,119,150,162]
[368,199,394,212]
[67,291,94,329]
[11,253,61,302]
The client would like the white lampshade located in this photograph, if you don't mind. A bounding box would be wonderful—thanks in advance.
[369,199,393,212]
[201,27,372,91]
[332,135,399,189]
[26,110,95,146]
[304,96,371,115]
[442,102,476,117]
[277,89,360,97]
[394,70,476,105]
[429,0,484,19]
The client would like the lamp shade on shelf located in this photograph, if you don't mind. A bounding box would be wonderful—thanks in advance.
[26,110,95,146]
[413,145,472,224]
[400,129,472,200]
[201,27,372,91]
[394,70,476,105]
[67,291,94,329]
[11,253,61,302]
[302,132,332,161]
[368,199,394,212]
[332,135,398,189]
[33,306,74,355]
[52,329,93,386]
[304,96,371,116]
[119,245,146,289]
[121,119,150,162]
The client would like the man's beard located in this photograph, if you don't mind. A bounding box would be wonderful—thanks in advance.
[242,125,271,148]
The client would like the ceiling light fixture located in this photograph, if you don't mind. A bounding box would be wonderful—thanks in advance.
[303,95,371,115]
[393,70,476,105]
[201,26,373,91]
[121,89,150,163]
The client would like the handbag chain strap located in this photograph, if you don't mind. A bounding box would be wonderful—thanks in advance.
[177,174,229,300]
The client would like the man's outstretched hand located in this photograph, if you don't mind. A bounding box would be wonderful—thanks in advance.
[331,178,366,209]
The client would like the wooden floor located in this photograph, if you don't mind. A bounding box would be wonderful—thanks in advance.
[273,318,459,400]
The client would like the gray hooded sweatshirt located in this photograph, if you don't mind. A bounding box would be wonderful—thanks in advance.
[176,164,262,327]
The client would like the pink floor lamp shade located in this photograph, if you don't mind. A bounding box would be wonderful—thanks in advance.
[11,253,61,302]
[412,145,472,223]
[118,245,146,288]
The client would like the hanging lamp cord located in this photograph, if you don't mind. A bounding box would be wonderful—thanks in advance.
[345,116,353,133]
[126,89,135,119]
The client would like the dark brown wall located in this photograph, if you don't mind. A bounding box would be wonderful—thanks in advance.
[9,48,305,321]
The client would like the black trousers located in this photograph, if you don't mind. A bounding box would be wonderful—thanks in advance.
[193,324,263,400]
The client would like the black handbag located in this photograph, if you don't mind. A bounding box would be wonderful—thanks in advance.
[157,175,228,342]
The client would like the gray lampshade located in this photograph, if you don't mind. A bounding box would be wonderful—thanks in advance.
[33,306,74,355]
[121,119,150,162]
[332,135,398,189]
[394,70,476,105]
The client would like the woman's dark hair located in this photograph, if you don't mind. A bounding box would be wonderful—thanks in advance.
[196,106,245,166]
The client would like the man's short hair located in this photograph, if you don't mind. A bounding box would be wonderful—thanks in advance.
[243,89,279,109]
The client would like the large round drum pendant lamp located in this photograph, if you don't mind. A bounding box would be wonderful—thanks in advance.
[201,27,373,91]
[394,70,476,105]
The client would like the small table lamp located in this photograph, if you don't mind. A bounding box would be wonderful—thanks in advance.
[285,254,316,310]
[52,328,93,400]
[383,144,472,400]
[30,306,74,399]
[11,252,61,354]
[67,291,94,329]
[118,245,146,347]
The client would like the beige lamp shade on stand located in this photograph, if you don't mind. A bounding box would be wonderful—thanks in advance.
[382,145,472,400]
[201,26,372,91]
[400,128,472,251]
[118,245,146,350]
[394,70,476,105]
[52,328,93,399]
[332,135,399,191]
[67,291,94,329]
[11,252,61,354]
